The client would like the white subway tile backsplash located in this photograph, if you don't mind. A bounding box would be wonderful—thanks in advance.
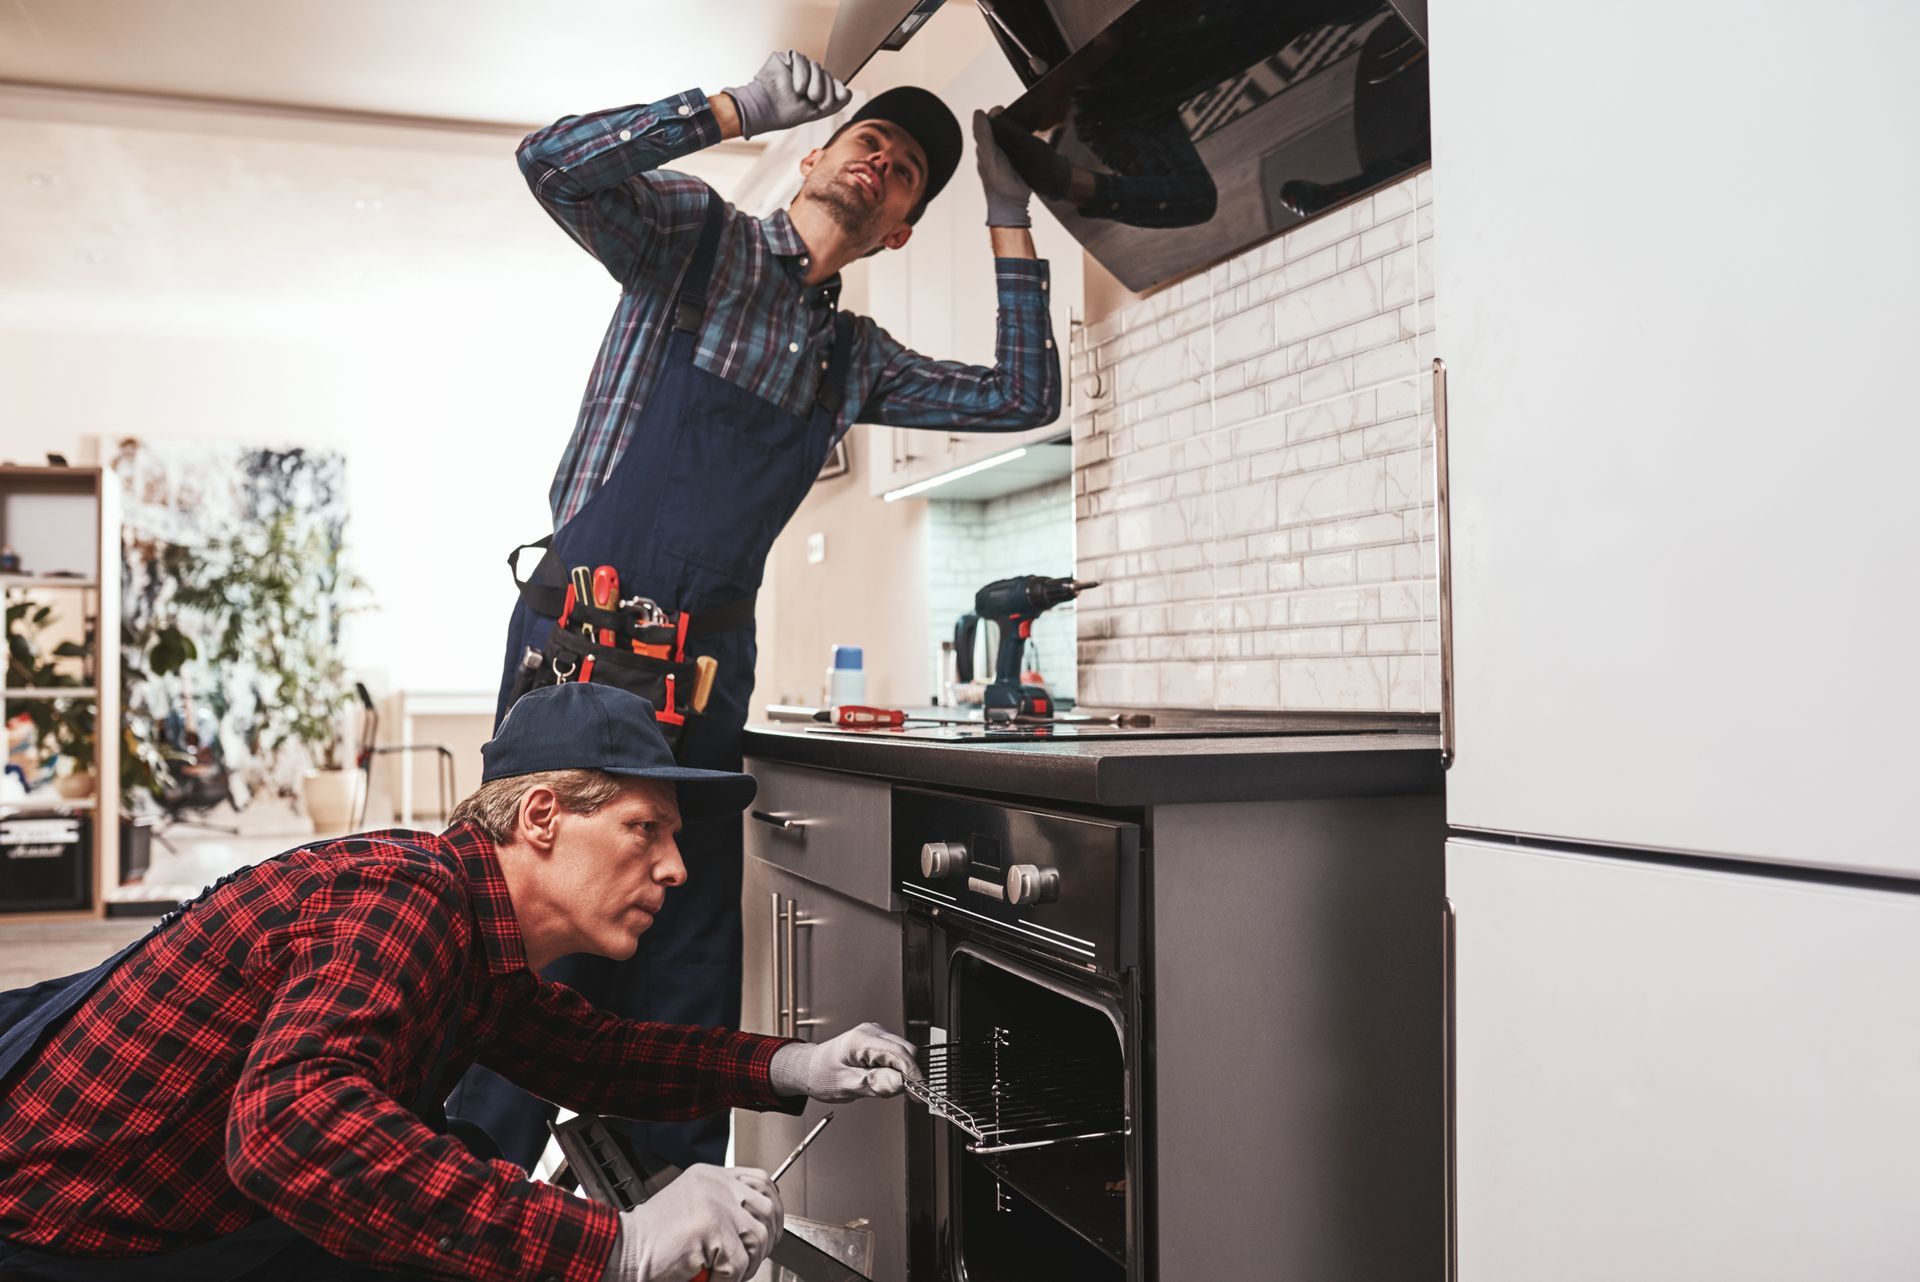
[1274,458,1385,527]
[1217,659,1280,707]
[1285,391,1374,443]
[1274,262,1387,343]
[1359,211,1418,263]
[1299,358,1356,404]
[1380,246,1419,309]
[1383,449,1425,509]
[1289,587,1380,626]
[1372,181,1417,221]
[1214,304,1275,367]
[1278,657,1389,709]
[1073,172,1436,712]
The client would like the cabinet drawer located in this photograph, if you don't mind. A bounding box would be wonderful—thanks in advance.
[743,759,893,909]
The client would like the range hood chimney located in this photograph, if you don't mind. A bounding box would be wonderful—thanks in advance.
[984,0,1431,292]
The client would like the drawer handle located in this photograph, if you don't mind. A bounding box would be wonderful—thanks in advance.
[751,810,808,838]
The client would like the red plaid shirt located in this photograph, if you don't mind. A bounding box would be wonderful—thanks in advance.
[0,823,799,1281]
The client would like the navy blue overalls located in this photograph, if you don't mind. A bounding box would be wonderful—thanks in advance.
[0,854,471,1280]
[447,191,855,1171]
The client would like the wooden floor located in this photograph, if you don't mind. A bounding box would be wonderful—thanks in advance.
[0,917,149,988]
[2,809,353,986]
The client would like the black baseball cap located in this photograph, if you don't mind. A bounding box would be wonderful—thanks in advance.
[482,684,757,822]
[850,86,962,208]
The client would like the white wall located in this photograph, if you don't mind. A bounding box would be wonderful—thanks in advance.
[0,91,739,702]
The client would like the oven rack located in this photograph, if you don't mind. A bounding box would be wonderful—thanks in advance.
[907,1031,1127,1154]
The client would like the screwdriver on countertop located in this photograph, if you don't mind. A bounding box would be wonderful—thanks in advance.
[835,705,1002,729]
[765,703,1156,729]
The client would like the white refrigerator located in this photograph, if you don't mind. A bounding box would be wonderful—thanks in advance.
[1429,2,1920,1278]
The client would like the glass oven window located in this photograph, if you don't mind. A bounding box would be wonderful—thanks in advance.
[949,951,1129,1270]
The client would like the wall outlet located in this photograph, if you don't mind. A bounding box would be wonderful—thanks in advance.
[806,532,826,565]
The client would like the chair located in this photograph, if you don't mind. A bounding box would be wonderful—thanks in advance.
[152,702,241,853]
[352,683,457,829]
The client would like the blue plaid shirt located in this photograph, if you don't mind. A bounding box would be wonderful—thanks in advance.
[518,90,1063,525]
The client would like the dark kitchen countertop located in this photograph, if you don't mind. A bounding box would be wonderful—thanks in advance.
[742,710,1444,807]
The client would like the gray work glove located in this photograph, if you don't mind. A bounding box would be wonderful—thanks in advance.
[973,108,1033,228]
[770,1022,920,1102]
[600,1164,782,1282]
[724,51,851,140]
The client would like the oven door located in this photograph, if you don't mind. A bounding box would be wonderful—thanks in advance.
[907,918,1148,1281]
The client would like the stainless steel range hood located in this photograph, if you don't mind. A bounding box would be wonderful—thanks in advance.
[981,0,1430,292]
[824,0,951,82]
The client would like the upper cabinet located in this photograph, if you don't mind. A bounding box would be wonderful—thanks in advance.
[862,46,1084,498]
[1429,1,1920,876]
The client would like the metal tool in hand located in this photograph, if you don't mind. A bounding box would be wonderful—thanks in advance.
[688,1114,834,1282]
[550,1110,868,1281]
[771,1111,834,1183]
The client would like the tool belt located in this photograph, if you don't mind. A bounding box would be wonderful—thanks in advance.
[506,539,753,747]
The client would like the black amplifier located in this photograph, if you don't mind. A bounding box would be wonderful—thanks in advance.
[1,814,91,912]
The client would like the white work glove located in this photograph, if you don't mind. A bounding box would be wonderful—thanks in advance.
[723,51,851,140]
[973,109,1033,228]
[770,1022,920,1102]
[600,1164,782,1282]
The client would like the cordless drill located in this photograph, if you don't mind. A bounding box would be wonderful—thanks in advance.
[974,574,1099,720]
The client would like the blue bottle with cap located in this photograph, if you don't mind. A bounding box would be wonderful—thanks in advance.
[826,644,865,707]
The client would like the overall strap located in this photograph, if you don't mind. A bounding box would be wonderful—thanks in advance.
[812,308,857,421]
[670,191,729,337]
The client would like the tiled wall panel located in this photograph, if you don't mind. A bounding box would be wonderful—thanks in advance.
[1073,172,1439,711]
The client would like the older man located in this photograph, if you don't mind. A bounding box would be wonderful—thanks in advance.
[0,684,915,1282]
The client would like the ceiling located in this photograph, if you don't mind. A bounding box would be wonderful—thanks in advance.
[0,0,985,329]
[0,0,841,129]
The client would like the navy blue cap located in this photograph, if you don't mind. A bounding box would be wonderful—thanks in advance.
[482,684,756,822]
[850,86,961,209]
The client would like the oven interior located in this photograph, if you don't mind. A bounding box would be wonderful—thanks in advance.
[934,949,1130,1279]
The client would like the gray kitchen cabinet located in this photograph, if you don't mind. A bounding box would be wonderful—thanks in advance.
[738,758,907,1281]
[784,875,907,1282]
[744,760,895,911]
[1447,838,1920,1281]
[739,856,816,1218]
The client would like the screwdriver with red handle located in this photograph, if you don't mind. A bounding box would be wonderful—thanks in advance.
[590,565,619,646]
[687,1114,832,1282]
[812,705,985,729]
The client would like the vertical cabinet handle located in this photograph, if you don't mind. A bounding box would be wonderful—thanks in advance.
[772,892,789,1037]
[787,904,823,1040]
[770,891,826,1041]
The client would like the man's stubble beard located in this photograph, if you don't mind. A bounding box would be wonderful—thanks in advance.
[801,174,888,252]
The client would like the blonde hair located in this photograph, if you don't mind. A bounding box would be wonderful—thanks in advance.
[447,769,627,841]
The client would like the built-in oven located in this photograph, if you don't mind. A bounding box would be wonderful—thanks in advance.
[893,787,1148,1281]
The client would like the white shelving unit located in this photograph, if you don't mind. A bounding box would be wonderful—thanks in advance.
[1,466,120,919]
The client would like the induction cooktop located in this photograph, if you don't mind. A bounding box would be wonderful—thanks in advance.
[803,709,1425,744]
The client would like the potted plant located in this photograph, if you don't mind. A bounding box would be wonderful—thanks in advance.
[5,597,95,796]
[167,510,367,832]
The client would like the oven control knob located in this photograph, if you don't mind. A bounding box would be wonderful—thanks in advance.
[920,841,968,879]
[1005,863,1061,907]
